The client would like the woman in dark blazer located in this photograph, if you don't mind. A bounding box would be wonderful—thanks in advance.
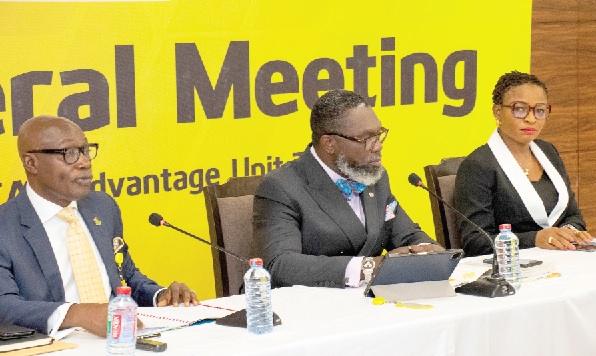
[454,71,593,257]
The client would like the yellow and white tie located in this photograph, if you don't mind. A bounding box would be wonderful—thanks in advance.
[56,207,108,303]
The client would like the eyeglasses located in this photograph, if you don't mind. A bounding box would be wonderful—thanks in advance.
[325,127,389,150]
[27,143,99,164]
[501,101,551,120]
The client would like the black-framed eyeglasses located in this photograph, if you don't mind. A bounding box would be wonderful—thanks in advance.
[501,101,551,120]
[27,143,99,164]
[325,127,389,150]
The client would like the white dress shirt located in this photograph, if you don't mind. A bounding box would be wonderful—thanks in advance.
[26,184,112,335]
[26,184,165,337]
[310,146,364,287]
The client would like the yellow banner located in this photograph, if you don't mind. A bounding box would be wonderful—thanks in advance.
[0,1,532,299]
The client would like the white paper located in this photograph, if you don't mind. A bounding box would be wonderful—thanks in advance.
[136,304,234,335]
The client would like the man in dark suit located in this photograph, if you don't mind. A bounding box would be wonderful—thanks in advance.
[254,90,443,288]
[0,115,198,336]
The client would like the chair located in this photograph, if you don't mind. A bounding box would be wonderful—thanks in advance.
[423,157,465,250]
[204,175,263,297]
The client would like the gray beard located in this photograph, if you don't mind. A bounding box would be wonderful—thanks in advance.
[336,155,385,186]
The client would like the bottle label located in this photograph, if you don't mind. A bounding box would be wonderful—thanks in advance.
[110,314,122,340]
[108,312,137,342]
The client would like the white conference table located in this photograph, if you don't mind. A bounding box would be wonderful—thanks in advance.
[56,248,596,356]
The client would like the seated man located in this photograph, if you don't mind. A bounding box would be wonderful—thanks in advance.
[0,115,199,337]
[253,89,443,288]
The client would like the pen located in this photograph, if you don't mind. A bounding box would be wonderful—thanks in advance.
[137,332,161,340]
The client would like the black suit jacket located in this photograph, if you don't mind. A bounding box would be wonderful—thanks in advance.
[454,139,586,257]
[253,146,435,288]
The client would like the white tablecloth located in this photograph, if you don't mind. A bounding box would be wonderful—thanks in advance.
[56,248,596,355]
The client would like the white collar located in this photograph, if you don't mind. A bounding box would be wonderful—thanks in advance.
[26,183,78,223]
[487,129,568,228]
[310,145,344,184]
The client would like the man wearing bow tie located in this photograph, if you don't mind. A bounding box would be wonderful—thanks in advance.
[254,89,443,288]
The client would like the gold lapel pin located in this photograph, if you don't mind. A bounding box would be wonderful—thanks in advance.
[369,192,374,198]
[93,217,102,226]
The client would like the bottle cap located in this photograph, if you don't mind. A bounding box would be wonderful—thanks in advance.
[116,286,132,295]
[249,258,263,267]
[499,223,512,230]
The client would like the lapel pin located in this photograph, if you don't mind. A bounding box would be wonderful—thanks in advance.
[369,192,374,198]
[113,237,124,254]
[93,217,102,226]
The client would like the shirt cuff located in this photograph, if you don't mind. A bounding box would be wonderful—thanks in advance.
[47,303,74,336]
[345,257,364,287]
[153,287,167,306]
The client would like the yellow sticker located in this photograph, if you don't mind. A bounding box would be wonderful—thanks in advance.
[394,302,434,310]
[372,297,387,305]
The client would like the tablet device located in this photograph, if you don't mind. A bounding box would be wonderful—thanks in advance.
[364,249,464,298]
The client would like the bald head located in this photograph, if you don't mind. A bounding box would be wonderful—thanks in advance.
[18,116,83,157]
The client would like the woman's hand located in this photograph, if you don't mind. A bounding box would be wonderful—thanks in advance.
[535,226,593,250]
[563,226,594,245]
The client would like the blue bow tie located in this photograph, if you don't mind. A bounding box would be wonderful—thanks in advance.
[335,178,366,201]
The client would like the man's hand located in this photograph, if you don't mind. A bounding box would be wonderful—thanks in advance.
[61,303,108,337]
[156,281,200,307]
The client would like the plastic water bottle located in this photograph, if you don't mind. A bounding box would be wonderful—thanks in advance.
[244,258,273,335]
[107,286,137,355]
[495,223,522,291]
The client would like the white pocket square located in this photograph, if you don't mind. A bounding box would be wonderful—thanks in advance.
[385,200,397,221]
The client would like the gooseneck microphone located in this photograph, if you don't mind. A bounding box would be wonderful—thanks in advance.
[408,173,515,298]
[148,213,250,264]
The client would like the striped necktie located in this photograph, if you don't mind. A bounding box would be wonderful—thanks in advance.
[56,207,108,303]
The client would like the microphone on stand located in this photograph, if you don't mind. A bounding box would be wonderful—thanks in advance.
[408,173,515,298]
[148,213,282,326]
[148,213,250,264]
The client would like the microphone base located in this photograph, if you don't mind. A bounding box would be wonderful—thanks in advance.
[455,276,516,298]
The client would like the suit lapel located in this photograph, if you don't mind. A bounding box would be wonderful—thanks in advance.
[78,199,120,295]
[359,185,382,256]
[299,149,368,252]
[17,192,65,302]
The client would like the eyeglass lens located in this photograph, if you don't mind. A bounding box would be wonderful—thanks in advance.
[365,130,388,149]
[64,145,97,164]
[511,102,550,120]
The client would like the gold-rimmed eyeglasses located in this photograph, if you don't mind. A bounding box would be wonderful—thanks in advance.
[325,127,389,150]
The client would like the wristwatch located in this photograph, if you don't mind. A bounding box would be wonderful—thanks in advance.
[362,257,375,284]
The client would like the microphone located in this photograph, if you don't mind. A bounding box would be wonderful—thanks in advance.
[149,213,281,324]
[148,213,250,264]
[408,173,515,298]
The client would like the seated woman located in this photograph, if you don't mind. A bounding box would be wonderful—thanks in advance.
[454,71,593,257]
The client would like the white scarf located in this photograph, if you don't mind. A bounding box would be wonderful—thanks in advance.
[487,129,568,228]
